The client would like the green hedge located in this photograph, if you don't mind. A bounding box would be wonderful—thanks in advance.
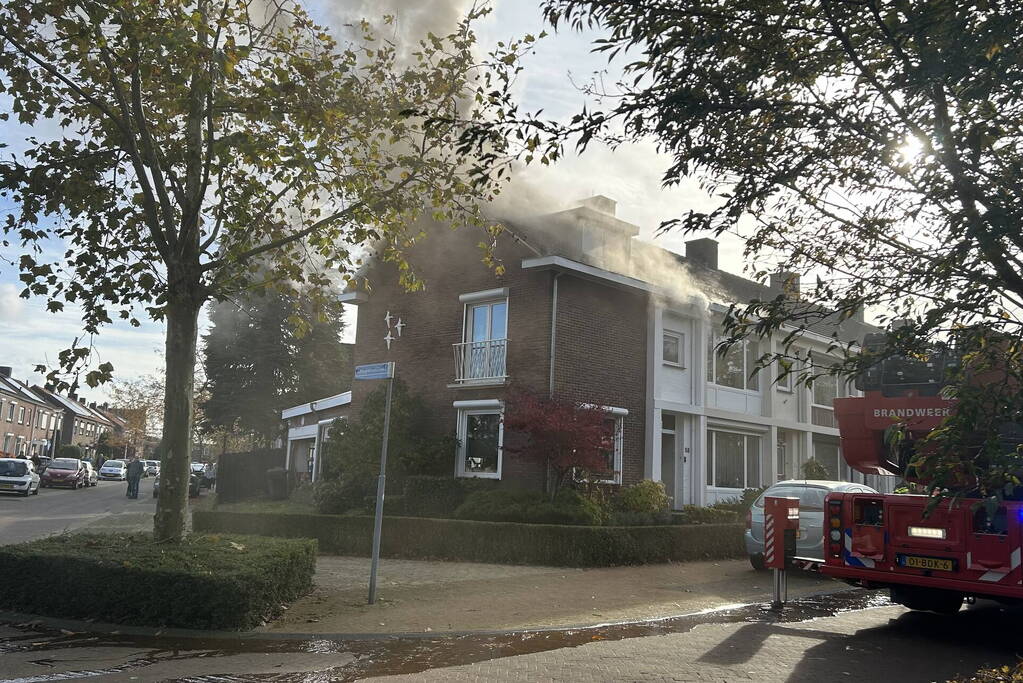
[193,510,745,567]
[0,532,316,630]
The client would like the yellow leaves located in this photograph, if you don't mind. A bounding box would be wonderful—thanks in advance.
[986,43,1002,60]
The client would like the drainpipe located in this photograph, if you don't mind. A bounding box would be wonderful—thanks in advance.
[549,272,562,397]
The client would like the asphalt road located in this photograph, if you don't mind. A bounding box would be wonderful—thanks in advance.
[0,475,157,545]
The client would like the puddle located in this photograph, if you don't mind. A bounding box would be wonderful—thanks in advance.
[0,590,893,681]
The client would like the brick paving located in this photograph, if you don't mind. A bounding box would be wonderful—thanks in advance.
[367,603,1019,682]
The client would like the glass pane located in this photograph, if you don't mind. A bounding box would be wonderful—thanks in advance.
[490,301,507,340]
[713,431,745,488]
[597,417,618,474]
[663,333,680,364]
[745,435,762,487]
[813,373,837,406]
[464,413,500,474]
[814,441,841,479]
[746,341,760,390]
[716,341,745,388]
[661,412,676,432]
[471,305,489,342]
[707,334,714,379]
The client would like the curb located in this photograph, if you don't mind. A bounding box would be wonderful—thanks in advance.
[0,584,860,643]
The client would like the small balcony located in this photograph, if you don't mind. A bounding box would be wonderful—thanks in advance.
[453,338,508,384]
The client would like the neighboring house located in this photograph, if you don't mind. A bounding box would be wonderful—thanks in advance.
[33,386,115,461]
[281,391,351,481]
[341,196,889,507]
[0,366,59,458]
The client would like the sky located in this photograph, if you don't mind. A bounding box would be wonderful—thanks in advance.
[0,0,742,399]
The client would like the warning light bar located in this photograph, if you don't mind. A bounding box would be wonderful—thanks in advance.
[908,526,947,539]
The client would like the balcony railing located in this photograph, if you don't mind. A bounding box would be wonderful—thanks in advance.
[811,405,837,428]
[453,338,508,383]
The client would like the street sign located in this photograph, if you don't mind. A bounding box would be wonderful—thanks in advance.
[355,362,394,381]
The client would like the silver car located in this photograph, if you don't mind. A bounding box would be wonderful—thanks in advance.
[745,480,878,570]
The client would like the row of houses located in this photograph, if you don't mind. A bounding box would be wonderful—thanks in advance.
[283,196,894,507]
[0,366,130,461]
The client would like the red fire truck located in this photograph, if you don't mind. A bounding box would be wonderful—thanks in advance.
[822,335,1023,614]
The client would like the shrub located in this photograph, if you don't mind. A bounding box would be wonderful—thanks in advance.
[710,487,766,515]
[453,487,605,525]
[403,475,470,517]
[312,477,371,514]
[673,505,741,525]
[0,532,316,629]
[57,444,84,460]
[609,510,674,526]
[613,480,670,515]
[194,509,745,566]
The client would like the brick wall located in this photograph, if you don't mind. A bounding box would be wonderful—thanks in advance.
[0,392,54,457]
[349,223,553,488]
[552,276,648,485]
[349,222,649,490]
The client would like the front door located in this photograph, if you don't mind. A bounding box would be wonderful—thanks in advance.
[661,412,686,509]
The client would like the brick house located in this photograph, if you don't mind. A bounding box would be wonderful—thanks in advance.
[32,386,115,462]
[340,196,885,506]
[0,367,59,458]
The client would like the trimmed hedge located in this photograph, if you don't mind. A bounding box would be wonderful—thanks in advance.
[193,509,745,567]
[0,532,316,630]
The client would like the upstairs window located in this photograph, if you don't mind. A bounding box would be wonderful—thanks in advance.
[455,296,509,382]
[708,333,760,391]
[6,401,13,422]
[17,406,25,424]
[663,331,684,367]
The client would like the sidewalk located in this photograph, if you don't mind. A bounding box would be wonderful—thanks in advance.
[262,556,845,635]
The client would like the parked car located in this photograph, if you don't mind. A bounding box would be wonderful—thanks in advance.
[145,460,160,477]
[0,457,40,496]
[153,469,203,498]
[745,480,879,570]
[40,458,87,489]
[99,460,128,480]
[81,461,98,487]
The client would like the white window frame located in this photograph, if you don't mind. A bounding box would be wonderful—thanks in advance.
[455,401,504,479]
[776,359,794,392]
[2,433,11,453]
[590,413,624,485]
[706,428,764,490]
[6,401,14,422]
[17,406,25,424]
[662,330,684,368]
[462,297,509,345]
[707,332,761,392]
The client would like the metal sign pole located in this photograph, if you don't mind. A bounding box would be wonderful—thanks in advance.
[368,372,394,605]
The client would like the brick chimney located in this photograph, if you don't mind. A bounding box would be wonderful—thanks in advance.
[685,238,718,270]
[770,271,801,299]
[0,366,11,377]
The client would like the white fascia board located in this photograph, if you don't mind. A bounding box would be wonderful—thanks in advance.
[281,391,352,419]
[521,256,654,294]
[459,287,509,303]
[453,399,504,410]
[579,403,629,416]
[288,424,319,440]
[338,291,369,305]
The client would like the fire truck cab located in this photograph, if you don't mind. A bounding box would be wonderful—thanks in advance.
[822,335,1023,614]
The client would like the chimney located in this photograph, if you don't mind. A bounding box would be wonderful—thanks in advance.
[579,195,616,216]
[0,367,11,377]
[770,271,801,299]
[685,238,719,270]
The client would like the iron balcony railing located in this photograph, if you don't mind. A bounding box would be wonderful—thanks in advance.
[453,338,508,383]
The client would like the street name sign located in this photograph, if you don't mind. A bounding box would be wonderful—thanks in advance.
[355,362,394,381]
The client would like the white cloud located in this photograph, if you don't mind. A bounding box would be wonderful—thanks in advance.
[0,283,24,321]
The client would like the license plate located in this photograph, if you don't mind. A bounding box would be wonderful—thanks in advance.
[0,483,13,489]
[899,554,955,572]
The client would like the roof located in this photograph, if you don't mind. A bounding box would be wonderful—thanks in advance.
[281,391,352,420]
[504,206,879,345]
[32,385,112,423]
[0,374,52,407]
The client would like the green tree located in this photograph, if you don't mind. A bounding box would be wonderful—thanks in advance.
[201,289,351,446]
[490,1,1023,505]
[0,2,520,541]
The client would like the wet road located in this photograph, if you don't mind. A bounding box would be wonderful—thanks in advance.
[0,477,156,545]
[2,590,1019,681]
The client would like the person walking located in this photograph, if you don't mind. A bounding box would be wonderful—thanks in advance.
[126,457,143,499]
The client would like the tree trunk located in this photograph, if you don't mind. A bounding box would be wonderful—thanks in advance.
[153,293,202,543]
